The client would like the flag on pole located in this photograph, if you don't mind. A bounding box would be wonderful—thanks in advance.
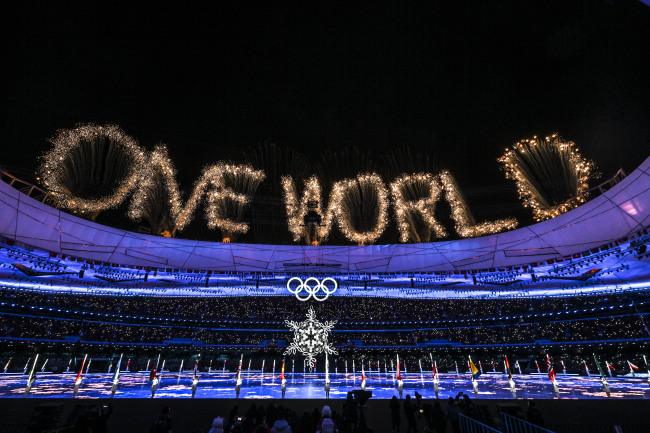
[281,358,285,382]
[429,353,437,381]
[75,355,88,384]
[628,361,639,370]
[593,354,606,379]
[546,355,556,382]
[505,355,512,380]
[469,357,481,380]
[236,354,243,382]
[396,355,402,381]
[149,354,160,382]
[112,354,123,384]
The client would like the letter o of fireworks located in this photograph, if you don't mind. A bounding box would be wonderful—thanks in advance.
[39,124,146,215]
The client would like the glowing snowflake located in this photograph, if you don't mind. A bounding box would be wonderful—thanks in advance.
[284,306,337,371]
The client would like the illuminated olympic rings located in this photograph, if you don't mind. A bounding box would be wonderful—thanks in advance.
[286,277,338,301]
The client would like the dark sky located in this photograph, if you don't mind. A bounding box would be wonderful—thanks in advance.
[2,1,650,239]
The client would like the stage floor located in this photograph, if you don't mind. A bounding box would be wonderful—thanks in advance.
[2,371,650,399]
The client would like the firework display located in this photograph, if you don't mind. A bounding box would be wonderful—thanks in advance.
[283,173,391,245]
[37,124,146,218]
[281,175,335,245]
[128,145,188,236]
[499,134,595,221]
[390,173,447,243]
[439,170,519,238]
[330,173,390,245]
[204,162,266,241]
[36,125,603,244]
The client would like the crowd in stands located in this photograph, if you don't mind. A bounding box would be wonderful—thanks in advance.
[1,287,648,350]
[2,286,648,324]
[0,284,649,379]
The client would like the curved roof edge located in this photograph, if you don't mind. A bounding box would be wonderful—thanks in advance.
[0,156,648,273]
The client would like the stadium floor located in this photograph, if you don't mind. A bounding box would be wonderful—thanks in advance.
[2,371,649,399]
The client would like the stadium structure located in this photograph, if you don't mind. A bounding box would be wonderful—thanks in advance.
[0,156,649,405]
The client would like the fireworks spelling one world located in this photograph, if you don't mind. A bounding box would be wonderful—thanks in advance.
[36,124,596,244]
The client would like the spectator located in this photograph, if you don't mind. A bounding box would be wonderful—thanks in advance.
[389,396,401,433]
[403,394,417,433]
[316,405,338,433]
[432,401,446,433]
[446,398,460,433]
[271,410,292,433]
[526,401,545,427]
[89,403,113,433]
[150,407,172,433]
[252,420,272,433]
[343,392,358,432]
[460,394,476,419]
[208,417,225,433]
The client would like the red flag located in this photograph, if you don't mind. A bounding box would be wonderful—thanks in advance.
[75,356,87,383]
[432,363,437,380]
[149,360,158,382]
[608,364,616,370]
[505,355,510,371]
[397,359,402,381]
[628,361,639,370]
[546,355,556,382]
[281,359,285,381]
[236,357,243,381]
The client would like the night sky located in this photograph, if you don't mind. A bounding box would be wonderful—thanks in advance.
[2,2,650,242]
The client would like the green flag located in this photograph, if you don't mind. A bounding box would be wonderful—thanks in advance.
[593,354,606,379]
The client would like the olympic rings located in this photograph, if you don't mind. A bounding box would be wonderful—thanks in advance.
[286,277,338,301]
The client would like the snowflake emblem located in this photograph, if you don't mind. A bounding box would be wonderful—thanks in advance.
[284,306,337,371]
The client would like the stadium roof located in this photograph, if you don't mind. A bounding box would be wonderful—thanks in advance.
[0,156,648,274]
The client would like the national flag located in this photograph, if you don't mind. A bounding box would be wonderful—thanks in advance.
[396,355,402,381]
[607,363,616,371]
[281,358,285,382]
[505,355,512,380]
[236,354,243,382]
[75,355,88,384]
[628,361,639,370]
[149,363,157,381]
[546,355,556,382]
[469,358,481,380]
[149,358,158,382]
[593,354,606,379]
[112,354,123,384]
